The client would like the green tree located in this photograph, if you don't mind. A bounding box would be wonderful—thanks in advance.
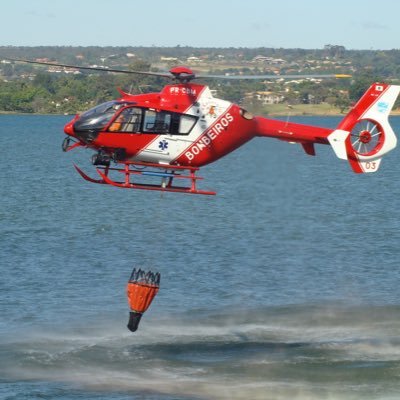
[33,72,56,94]
[349,73,382,102]
[333,94,351,113]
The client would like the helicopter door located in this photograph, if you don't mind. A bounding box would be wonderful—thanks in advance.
[138,110,198,163]
[168,114,199,158]
[139,110,174,162]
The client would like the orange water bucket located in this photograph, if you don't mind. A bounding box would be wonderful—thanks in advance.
[126,268,160,332]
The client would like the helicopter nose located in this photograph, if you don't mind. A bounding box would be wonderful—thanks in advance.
[64,120,75,137]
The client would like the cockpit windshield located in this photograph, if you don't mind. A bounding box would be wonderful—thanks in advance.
[74,101,132,132]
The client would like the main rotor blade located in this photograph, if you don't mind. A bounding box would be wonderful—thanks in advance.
[5,57,351,82]
[6,58,172,79]
[195,73,352,80]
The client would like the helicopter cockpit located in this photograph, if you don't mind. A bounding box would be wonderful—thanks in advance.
[73,100,198,137]
[73,101,132,133]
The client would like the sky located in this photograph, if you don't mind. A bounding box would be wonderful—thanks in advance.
[1,0,400,50]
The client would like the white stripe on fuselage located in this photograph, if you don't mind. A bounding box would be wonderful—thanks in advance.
[135,86,231,163]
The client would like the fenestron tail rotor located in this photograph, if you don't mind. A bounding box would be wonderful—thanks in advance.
[349,119,384,156]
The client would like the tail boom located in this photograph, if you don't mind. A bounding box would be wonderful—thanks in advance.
[255,117,332,144]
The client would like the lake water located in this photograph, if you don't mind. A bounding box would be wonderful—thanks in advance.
[1,115,400,399]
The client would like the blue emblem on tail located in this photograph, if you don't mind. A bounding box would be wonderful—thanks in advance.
[377,101,389,113]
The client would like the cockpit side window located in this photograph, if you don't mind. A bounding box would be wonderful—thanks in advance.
[178,115,197,134]
[108,107,142,133]
[142,110,197,135]
[104,107,198,135]
[143,110,171,133]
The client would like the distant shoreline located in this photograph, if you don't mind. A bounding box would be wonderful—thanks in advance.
[2,105,400,117]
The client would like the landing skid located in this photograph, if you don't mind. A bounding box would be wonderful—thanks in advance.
[73,161,216,195]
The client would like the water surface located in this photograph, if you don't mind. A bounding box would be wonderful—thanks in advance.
[1,115,400,399]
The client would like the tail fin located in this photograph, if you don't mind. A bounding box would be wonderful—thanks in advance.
[328,83,400,173]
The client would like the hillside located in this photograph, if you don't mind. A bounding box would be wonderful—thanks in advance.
[1,45,399,114]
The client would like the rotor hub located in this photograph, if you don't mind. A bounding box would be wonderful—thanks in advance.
[359,130,372,144]
[169,66,196,82]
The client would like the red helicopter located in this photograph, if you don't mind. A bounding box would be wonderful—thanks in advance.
[10,59,400,195]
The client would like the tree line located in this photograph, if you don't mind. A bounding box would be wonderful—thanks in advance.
[0,46,399,114]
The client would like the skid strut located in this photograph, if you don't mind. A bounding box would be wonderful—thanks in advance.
[74,161,216,195]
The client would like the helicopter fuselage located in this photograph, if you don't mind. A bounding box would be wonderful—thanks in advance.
[64,83,257,168]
